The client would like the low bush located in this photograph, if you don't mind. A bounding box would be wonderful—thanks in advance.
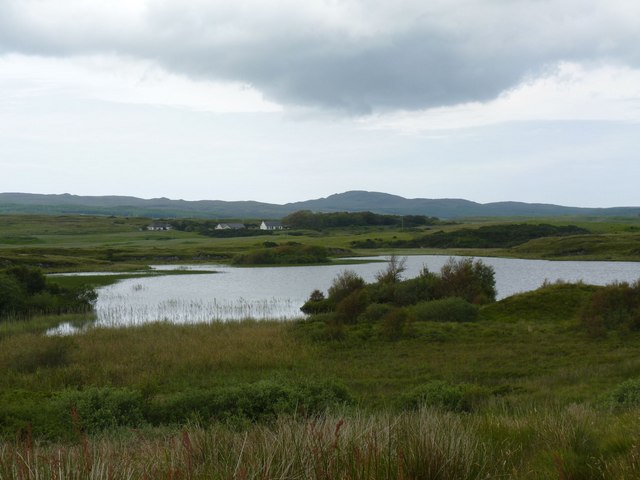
[409,298,479,323]
[358,303,396,323]
[609,377,640,408]
[232,244,329,265]
[579,281,640,337]
[380,308,409,341]
[150,380,352,426]
[55,387,146,435]
[400,381,486,412]
[335,289,369,323]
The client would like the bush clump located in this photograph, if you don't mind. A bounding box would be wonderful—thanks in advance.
[609,378,640,408]
[150,380,352,425]
[579,281,640,337]
[409,298,479,323]
[0,266,96,320]
[301,257,495,338]
[232,244,329,265]
[55,387,146,435]
[400,381,486,412]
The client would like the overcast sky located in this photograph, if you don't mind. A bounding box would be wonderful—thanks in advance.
[1,0,639,207]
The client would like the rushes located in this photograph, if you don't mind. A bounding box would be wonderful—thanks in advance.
[95,297,299,326]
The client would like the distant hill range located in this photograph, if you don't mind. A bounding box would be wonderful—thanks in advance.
[1,191,639,219]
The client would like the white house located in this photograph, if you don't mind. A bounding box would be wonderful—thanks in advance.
[260,221,284,230]
[215,223,246,230]
[147,222,173,231]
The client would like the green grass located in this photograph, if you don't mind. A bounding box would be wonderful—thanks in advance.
[2,214,640,274]
[2,281,640,476]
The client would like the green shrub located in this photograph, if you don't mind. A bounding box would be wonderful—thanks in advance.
[359,303,395,323]
[150,380,352,425]
[55,387,146,434]
[579,281,640,337]
[0,274,25,316]
[438,257,496,304]
[380,308,409,341]
[0,266,96,320]
[609,378,640,408]
[409,298,479,323]
[300,289,334,314]
[400,381,486,412]
[328,270,366,303]
[232,244,329,265]
[335,289,369,324]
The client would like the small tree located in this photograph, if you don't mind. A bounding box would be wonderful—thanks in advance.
[438,257,496,304]
[375,255,407,284]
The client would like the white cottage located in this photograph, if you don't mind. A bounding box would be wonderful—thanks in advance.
[260,221,284,230]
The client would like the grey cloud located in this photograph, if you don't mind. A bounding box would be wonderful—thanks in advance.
[1,0,639,112]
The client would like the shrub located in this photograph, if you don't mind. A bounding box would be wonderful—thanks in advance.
[579,281,640,337]
[392,277,426,306]
[150,380,352,425]
[359,303,395,323]
[609,377,640,408]
[0,266,96,320]
[438,257,496,304]
[300,289,334,314]
[0,274,25,316]
[328,270,366,303]
[409,298,479,323]
[380,308,409,341]
[55,387,146,434]
[335,289,369,323]
[400,381,486,412]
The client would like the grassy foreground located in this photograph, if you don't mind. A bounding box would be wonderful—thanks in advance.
[2,282,640,478]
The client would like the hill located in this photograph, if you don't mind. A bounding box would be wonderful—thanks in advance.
[1,191,639,219]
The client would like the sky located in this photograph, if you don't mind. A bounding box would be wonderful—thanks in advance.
[1,0,639,207]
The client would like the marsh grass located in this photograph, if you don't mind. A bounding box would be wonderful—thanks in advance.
[2,407,640,479]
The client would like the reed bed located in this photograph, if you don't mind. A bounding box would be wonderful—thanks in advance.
[95,297,300,326]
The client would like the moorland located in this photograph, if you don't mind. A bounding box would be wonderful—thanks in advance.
[1,211,640,479]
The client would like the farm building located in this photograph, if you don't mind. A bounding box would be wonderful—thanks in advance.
[215,223,246,230]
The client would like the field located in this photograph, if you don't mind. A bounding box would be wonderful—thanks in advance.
[1,213,640,478]
[1,214,640,274]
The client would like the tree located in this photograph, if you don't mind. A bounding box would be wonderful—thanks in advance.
[375,255,407,284]
[438,257,496,304]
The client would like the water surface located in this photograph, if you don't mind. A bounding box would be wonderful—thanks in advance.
[91,256,640,326]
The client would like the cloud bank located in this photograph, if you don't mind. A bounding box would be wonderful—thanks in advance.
[1,0,639,112]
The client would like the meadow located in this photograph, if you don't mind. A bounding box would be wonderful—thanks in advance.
[1,213,640,478]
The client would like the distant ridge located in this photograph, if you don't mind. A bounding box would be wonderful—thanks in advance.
[1,191,639,219]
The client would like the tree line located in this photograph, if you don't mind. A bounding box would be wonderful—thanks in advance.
[282,210,440,230]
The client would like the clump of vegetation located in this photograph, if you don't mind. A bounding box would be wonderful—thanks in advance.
[352,223,589,249]
[609,377,640,408]
[579,280,640,337]
[400,381,487,412]
[283,210,439,230]
[232,243,330,265]
[0,266,96,320]
[409,298,479,323]
[301,256,495,339]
